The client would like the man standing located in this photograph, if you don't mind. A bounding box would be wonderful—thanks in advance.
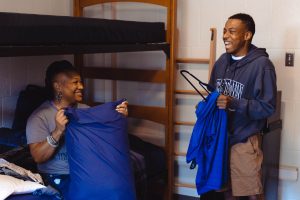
[209,13,277,200]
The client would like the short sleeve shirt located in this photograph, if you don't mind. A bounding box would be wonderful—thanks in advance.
[26,101,88,174]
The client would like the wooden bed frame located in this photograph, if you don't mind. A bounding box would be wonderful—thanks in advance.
[0,0,176,199]
[73,1,177,199]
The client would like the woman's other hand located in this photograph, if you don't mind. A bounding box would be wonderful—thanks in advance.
[116,101,128,117]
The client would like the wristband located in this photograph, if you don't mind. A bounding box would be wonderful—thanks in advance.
[47,135,59,148]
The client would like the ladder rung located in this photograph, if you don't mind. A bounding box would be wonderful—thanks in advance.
[175,90,208,95]
[174,121,195,126]
[174,182,196,189]
[174,151,186,156]
[176,58,209,64]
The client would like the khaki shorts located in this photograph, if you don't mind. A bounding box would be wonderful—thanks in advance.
[230,134,263,196]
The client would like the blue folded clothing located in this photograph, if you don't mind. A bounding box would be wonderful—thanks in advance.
[186,92,228,195]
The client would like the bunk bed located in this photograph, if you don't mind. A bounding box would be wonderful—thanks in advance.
[0,0,176,199]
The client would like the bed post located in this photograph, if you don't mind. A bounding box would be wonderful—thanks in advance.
[73,0,84,76]
[111,3,118,101]
[165,0,177,199]
[208,28,217,79]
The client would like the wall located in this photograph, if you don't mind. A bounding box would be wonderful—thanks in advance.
[0,0,72,128]
[174,1,300,199]
[1,0,300,199]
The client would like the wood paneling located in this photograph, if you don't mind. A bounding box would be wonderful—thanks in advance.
[82,67,166,83]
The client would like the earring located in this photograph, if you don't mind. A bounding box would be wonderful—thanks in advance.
[56,91,63,103]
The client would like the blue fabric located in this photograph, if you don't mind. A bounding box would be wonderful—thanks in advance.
[186,91,228,195]
[0,128,27,147]
[40,173,69,198]
[64,99,136,200]
[7,194,54,200]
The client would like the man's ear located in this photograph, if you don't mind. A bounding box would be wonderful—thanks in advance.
[245,31,253,42]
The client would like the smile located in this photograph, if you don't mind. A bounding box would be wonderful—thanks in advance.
[224,41,232,48]
[75,91,82,96]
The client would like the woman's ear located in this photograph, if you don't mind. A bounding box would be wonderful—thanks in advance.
[53,82,61,92]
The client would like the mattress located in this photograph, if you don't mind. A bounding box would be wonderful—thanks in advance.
[0,12,166,45]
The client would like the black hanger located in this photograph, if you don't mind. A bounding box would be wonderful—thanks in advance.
[180,70,211,101]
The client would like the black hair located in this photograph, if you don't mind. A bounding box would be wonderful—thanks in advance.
[229,13,255,38]
[45,60,79,100]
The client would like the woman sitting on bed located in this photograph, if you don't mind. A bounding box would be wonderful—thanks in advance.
[26,60,128,194]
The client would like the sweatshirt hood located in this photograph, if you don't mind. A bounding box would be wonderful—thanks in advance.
[227,44,269,68]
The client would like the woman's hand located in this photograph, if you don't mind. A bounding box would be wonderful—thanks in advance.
[116,101,128,117]
[54,109,69,136]
[29,109,69,164]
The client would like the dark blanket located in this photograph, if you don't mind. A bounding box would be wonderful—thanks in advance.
[0,12,165,45]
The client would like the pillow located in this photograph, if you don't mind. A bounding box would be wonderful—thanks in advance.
[0,175,14,200]
[0,174,46,199]
[65,100,136,200]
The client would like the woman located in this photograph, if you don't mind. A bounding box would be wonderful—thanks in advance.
[26,60,128,193]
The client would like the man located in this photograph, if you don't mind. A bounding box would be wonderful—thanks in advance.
[208,13,277,200]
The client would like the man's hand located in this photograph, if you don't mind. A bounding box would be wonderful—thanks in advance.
[116,101,128,117]
[217,94,233,109]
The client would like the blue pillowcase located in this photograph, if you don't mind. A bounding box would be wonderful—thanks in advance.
[64,99,136,200]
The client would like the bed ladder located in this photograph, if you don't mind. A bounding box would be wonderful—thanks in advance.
[173,28,217,190]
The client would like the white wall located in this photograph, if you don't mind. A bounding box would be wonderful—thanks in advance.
[0,0,71,16]
[1,0,300,199]
[175,1,300,199]
[0,0,73,128]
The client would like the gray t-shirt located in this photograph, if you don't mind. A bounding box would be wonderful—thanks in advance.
[26,101,88,175]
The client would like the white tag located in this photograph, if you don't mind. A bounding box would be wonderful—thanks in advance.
[54,178,61,185]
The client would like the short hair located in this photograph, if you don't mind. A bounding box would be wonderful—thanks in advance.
[229,13,255,37]
[45,60,79,100]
